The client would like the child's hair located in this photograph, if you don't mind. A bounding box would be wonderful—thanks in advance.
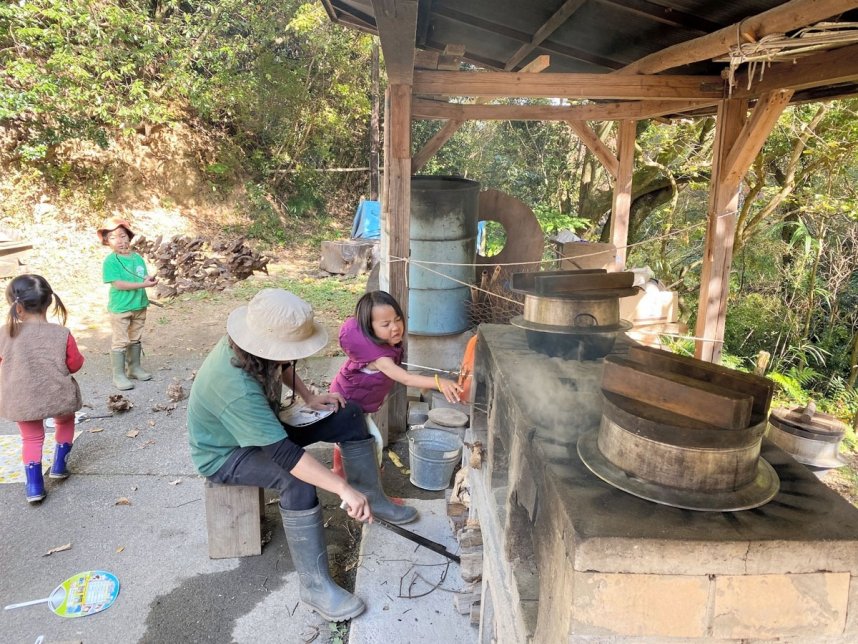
[355,290,405,346]
[5,274,68,337]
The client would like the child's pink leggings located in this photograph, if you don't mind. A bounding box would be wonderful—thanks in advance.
[17,416,75,464]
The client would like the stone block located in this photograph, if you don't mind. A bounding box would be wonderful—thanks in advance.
[712,573,850,639]
[408,401,430,425]
[570,572,708,638]
[461,551,483,583]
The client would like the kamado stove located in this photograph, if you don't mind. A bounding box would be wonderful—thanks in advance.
[463,314,858,643]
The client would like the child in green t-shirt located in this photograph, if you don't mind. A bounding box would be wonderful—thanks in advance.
[97,216,158,390]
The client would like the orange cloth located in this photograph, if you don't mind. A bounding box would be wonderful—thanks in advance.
[459,335,478,402]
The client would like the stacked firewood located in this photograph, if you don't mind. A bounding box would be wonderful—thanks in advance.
[131,235,270,299]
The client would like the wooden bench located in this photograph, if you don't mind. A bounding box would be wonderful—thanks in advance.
[204,482,265,559]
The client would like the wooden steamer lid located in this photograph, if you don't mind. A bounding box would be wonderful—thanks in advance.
[577,348,780,511]
[767,404,846,469]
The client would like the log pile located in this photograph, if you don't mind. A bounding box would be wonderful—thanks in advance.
[131,235,270,299]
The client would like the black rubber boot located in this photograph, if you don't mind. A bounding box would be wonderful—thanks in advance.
[280,504,365,622]
[340,437,418,525]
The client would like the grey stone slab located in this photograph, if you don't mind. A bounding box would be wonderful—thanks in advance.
[349,498,477,644]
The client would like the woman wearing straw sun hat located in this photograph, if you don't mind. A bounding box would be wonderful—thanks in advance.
[187,288,415,622]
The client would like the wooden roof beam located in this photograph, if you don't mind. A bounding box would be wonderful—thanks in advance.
[412,98,717,121]
[594,0,722,33]
[618,0,858,75]
[730,42,858,99]
[413,70,725,100]
[370,0,419,84]
[567,121,619,179]
[505,0,588,70]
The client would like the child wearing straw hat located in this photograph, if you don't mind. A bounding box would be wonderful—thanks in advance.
[97,216,157,391]
[187,288,417,622]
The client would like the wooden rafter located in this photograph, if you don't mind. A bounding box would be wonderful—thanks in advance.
[731,42,858,99]
[370,0,419,84]
[567,121,619,179]
[505,0,587,70]
[430,5,622,71]
[411,97,717,121]
[594,0,722,33]
[413,70,724,100]
[520,55,551,74]
[619,0,858,75]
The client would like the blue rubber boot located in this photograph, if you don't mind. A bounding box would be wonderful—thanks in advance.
[25,462,46,503]
[50,442,73,479]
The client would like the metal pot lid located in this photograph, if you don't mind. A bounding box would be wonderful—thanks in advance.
[510,315,632,336]
[427,407,469,428]
[577,431,780,511]
[769,406,846,438]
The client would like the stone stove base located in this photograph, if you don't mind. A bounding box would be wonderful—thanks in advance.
[467,324,858,643]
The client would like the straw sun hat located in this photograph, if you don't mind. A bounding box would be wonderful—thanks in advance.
[226,289,328,361]
[97,216,136,245]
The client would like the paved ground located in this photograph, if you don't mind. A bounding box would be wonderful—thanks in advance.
[0,340,476,643]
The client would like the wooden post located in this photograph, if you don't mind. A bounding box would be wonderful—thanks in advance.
[381,83,412,437]
[610,120,636,269]
[369,42,380,201]
[694,99,746,363]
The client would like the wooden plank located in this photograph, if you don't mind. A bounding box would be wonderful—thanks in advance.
[204,482,262,559]
[520,55,551,74]
[627,344,774,419]
[414,49,440,70]
[504,0,588,70]
[618,0,858,75]
[695,98,746,363]
[610,120,635,269]
[533,270,633,294]
[731,42,858,99]
[412,71,725,100]
[370,0,418,84]
[602,356,754,430]
[723,89,793,184]
[567,120,619,179]
[412,119,464,172]
[412,98,717,121]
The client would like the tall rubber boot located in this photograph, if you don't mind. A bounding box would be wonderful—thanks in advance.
[111,350,133,390]
[340,438,418,525]
[126,342,152,380]
[281,505,365,622]
[24,462,45,503]
[49,442,73,479]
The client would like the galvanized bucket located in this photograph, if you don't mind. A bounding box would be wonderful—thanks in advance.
[407,428,463,491]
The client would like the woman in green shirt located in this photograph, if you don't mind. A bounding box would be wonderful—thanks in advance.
[188,289,416,622]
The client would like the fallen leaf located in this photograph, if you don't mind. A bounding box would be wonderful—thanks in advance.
[88,427,104,433]
[43,543,72,556]
[115,497,132,505]
[168,479,181,485]
[116,546,125,553]
[126,429,139,438]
